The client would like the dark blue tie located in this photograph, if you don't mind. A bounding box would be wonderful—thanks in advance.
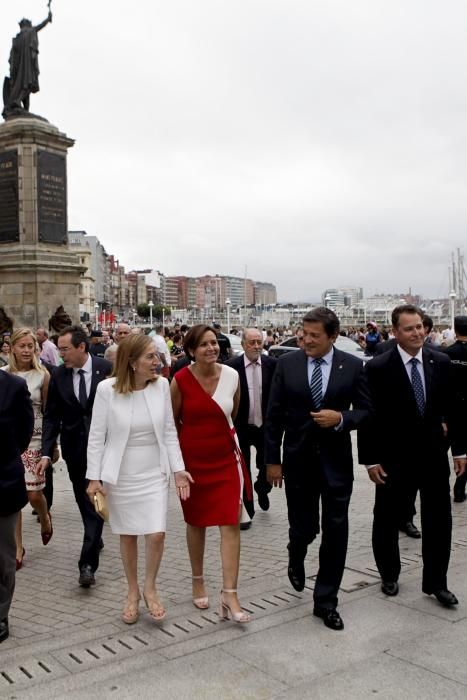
[78,369,87,408]
[410,358,425,415]
[310,358,324,409]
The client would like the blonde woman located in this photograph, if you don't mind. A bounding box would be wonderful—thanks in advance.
[1,328,53,569]
[86,334,192,624]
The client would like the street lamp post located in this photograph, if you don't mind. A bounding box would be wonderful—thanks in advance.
[132,309,136,326]
[226,297,231,332]
[449,290,457,329]
[148,299,154,328]
[94,303,99,330]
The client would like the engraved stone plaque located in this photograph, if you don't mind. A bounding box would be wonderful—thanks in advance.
[0,150,19,242]
[38,150,67,244]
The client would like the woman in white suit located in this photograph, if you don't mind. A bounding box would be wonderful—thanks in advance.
[86,334,192,625]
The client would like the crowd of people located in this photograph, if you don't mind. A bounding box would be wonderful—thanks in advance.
[1,304,466,643]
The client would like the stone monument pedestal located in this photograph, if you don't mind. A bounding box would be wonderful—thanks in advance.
[0,117,84,328]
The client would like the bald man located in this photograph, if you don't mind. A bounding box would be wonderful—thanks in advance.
[114,323,131,343]
[227,328,277,526]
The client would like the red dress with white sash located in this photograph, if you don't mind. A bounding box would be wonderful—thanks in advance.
[175,365,251,527]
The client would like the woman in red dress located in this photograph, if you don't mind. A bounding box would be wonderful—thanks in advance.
[171,325,251,623]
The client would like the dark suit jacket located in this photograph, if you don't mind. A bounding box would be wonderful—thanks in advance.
[42,355,112,470]
[0,371,34,515]
[358,345,462,468]
[226,354,277,442]
[265,348,370,487]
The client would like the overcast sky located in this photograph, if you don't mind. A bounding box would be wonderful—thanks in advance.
[2,1,467,301]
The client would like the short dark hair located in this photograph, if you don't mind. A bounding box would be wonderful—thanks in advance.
[454,315,467,336]
[59,325,89,351]
[303,307,340,337]
[183,324,217,359]
[422,314,433,333]
[391,304,423,328]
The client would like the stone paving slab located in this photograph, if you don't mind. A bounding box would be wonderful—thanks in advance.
[1,441,466,699]
[271,654,467,700]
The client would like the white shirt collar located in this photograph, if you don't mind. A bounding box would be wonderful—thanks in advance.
[244,354,262,368]
[397,345,423,366]
[73,353,92,374]
[308,347,334,365]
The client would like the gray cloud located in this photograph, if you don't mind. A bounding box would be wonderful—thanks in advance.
[2,1,466,300]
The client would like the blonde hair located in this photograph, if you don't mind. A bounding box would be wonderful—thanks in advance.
[8,328,47,375]
[113,334,159,394]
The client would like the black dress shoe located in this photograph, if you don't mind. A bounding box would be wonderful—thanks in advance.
[0,619,9,643]
[240,521,252,531]
[288,559,305,592]
[423,588,458,607]
[313,607,344,631]
[399,521,421,539]
[98,538,105,551]
[254,483,270,511]
[453,492,466,503]
[381,581,399,596]
[79,565,96,588]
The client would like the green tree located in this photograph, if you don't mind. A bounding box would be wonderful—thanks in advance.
[153,305,171,320]
[137,303,149,318]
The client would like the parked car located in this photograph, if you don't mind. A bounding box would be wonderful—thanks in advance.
[225,333,243,356]
[267,335,366,362]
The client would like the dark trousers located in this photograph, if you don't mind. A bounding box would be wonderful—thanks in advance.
[284,466,352,610]
[372,464,452,591]
[0,512,18,621]
[454,473,467,498]
[43,464,54,511]
[239,425,271,519]
[398,481,418,525]
[67,463,103,573]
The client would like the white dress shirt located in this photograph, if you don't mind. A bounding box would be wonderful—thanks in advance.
[72,353,93,402]
[244,354,262,425]
[397,345,426,398]
[307,347,334,393]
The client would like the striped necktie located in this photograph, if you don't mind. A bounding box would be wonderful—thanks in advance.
[310,358,324,409]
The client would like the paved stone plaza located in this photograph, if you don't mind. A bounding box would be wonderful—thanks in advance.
[1,441,467,699]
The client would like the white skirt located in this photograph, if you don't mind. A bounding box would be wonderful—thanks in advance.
[105,443,168,535]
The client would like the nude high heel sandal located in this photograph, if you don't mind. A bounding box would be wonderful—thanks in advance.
[192,575,209,609]
[219,589,251,623]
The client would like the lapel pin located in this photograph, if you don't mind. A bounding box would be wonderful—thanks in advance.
[338,365,343,369]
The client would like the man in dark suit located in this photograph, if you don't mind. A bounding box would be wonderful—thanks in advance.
[441,315,467,502]
[265,307,370,630]
[359,305,465,607]
[0,371,34,643]
[227,328,276,527]
[373,314,437,539]
[38,325,111,587]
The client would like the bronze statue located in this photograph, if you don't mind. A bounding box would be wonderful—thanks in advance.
[48,305,72,333]
[2,5,53,119]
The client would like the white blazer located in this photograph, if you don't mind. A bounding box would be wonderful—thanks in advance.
[86,377,185,485]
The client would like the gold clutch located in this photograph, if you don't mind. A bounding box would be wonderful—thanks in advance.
[93,491,109,522]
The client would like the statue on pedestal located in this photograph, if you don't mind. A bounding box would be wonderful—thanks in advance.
[2,3,53,119]
[48,305,72,333]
